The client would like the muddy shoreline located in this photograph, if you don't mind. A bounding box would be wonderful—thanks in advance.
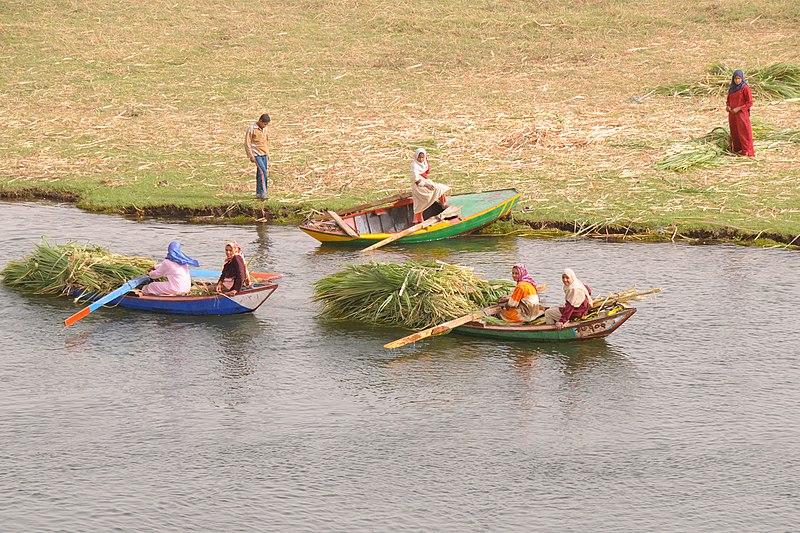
[2,188,796,247]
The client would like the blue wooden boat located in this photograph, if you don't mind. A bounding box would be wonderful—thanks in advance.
[74,273,281,316]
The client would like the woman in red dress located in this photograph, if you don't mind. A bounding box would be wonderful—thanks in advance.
[726,69,754,157]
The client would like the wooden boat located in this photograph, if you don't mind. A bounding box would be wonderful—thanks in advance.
[454,305,636,342]
[73,273,281,316]
[299,188,521,245]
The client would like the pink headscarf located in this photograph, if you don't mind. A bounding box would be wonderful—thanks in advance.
[513,263,538,289]
[225,241,252,286]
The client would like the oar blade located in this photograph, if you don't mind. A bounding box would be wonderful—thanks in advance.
[63,275,150,327]
[64,307,90,327]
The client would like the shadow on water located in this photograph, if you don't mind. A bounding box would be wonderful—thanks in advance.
[304,234,519,262]
[314,314,632,375]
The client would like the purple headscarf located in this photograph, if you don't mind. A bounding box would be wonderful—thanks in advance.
[728,69,747,94]
[513,263,537,289]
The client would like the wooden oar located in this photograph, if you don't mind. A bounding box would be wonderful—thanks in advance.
[384,304,501,349]
[189,269,282,281]
[363,205,461,252]
[383,283,547,349]
[64,275,150,327]
[327,210,360,238]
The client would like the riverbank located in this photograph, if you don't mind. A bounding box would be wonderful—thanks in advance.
[2,1,798,246]
[3,188,796,249]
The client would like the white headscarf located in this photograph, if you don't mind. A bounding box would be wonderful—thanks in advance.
[563,268,591,307]
[411,148,429,182]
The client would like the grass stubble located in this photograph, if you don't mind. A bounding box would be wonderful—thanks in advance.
[1,0,798,243]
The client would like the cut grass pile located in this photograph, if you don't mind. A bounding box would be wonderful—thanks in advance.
[654,62,800,100]
[313,261,514,330]
[657,127,733,172]
[657,119,800,172]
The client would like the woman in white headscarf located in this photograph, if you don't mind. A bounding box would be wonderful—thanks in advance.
[544,268,593,329]
[410,148,451,223]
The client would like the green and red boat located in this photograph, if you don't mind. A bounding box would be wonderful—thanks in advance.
[454,304,637,342]
[299,188,520,246]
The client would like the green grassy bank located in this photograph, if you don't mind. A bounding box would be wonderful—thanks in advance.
[1,0,799,243]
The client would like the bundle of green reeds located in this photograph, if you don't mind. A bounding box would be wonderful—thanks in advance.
[654,62,800,100]
[656,127,732,172]
[1,239,154,298]
[313,261,515,329]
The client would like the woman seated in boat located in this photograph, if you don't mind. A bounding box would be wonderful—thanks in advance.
[216,241,252,296]
[141,241,199,296]
[544,268,593,329]
[411,148,451,224]
[498,263,541,323]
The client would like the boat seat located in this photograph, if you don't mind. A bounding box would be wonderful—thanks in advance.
[355,204,414,234]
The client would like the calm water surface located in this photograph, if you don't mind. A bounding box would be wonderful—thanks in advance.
[1,202,798,532]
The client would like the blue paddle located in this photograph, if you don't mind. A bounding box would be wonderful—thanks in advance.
[189,269,281,281]
[189,269,222,278]
[64,275,151,327]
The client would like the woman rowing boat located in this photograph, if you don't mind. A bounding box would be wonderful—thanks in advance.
[141,241,199,296]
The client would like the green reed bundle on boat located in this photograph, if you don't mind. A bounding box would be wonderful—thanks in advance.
[313,261,514,330]
[654,62,800,101]
[1,239,154,298]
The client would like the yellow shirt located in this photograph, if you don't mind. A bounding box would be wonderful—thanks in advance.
[244,122,269,158]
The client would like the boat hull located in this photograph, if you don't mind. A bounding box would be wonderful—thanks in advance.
[455,307,636,342]
[300,188,520,245]
[75,283,279,316]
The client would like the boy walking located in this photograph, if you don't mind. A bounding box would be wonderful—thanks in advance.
[244,114,270,200]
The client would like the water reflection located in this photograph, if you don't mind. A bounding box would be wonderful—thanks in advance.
[251,223,274,271]
[188,314,263,409]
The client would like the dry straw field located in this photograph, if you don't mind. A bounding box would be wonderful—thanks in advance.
[1,0,799,241]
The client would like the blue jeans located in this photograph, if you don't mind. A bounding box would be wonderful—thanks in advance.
[255,155,269,196]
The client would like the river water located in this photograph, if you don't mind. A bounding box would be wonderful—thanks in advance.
[1,201,798,532]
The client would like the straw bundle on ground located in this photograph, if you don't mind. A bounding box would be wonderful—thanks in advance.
[654,62,800,100]
[313,261,514,330]
[752,119,800,143]
[656,127,732,172]
[657,119,800,172]
[1,239,154,299]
